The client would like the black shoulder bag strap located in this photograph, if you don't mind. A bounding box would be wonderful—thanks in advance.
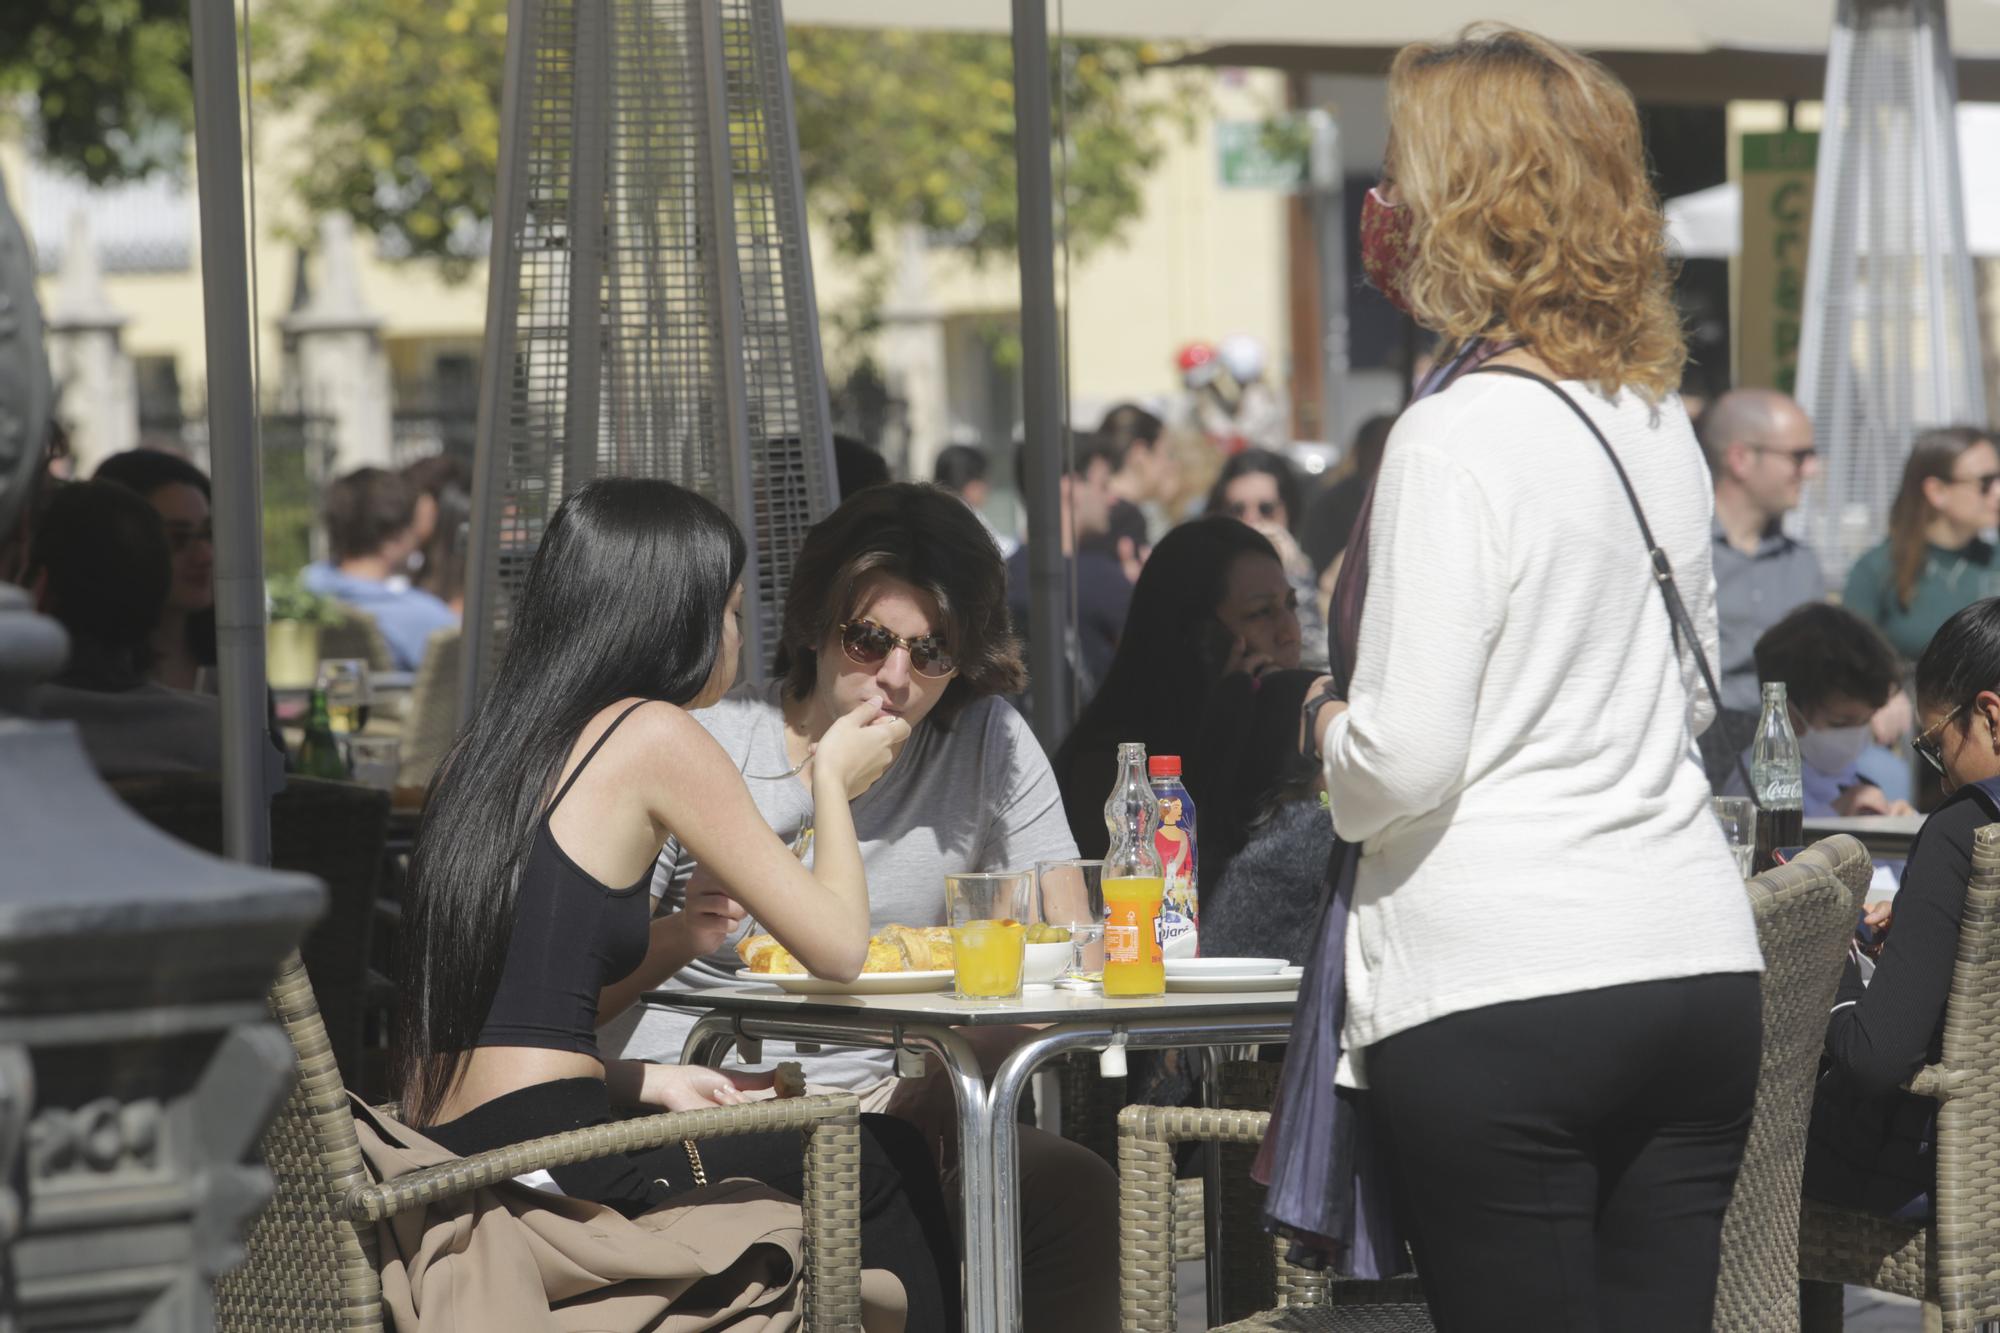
[1475,364,1758,806]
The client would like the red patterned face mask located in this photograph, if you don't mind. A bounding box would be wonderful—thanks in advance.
[1359,185,1414,315]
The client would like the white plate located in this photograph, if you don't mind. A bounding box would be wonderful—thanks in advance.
[765,970,954,996]
[1166,966,1303,994]
[1164,957,1289,978]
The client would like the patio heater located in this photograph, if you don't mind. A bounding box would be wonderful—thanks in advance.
[1795,0,1989,579]
[463,0,837,701]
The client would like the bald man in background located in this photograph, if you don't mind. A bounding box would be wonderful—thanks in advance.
[1698,389,1827,781]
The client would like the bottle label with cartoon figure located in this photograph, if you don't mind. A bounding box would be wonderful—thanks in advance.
[1150,778,1199,958]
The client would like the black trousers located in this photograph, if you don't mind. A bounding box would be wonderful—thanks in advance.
[1365,974,1761,1333]
[428,1078,958,1332]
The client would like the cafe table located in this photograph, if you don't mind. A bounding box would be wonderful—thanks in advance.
[1803,812,1925,861]
[650,981,1299,1333]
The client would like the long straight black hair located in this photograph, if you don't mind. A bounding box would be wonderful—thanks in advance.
[394,478,746,1124]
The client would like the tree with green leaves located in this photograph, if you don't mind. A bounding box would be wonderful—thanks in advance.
[251,3,1191,281]
[10,0,1195,303]
[1,0,192,182]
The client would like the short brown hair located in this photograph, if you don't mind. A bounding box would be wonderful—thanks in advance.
[324,466,418,562]
[776,482,1024,722]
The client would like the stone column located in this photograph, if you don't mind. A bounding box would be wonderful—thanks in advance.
[0,164,323,1331]
[43,212,138,473]
[282,214,393,473]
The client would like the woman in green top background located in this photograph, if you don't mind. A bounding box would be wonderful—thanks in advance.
[1843,427,2000,662]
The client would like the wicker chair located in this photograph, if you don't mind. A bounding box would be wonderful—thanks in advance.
[112,775,391,1092]
[395,626,462,790]
[1117,1104,1433,1333]
[1799,823,2000,1332]
[1713,834,1871,1332]
[216,951,866,1331]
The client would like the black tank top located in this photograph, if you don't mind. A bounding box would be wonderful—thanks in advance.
[474,700,654,1057]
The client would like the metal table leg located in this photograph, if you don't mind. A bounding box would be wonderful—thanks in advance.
[894,1024,996,1333]
[988,1021,1295,1333]
[1200,1047,1226,1326]
[679,1012,742,1068]
[988,1025,1132,1333]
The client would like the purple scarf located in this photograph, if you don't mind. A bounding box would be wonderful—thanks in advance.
[1253,339,1515,1274]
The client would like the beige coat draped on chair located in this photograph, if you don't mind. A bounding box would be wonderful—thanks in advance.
[350,1102,907,1333]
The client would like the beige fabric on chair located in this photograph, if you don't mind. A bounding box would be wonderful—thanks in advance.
[352,1101,893,1333]
[215,952,876,1332]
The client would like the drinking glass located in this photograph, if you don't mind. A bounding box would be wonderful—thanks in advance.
[1712,796,1755,878]
[318,659,372,734]
[346,735,402,791]
[944,871,1033,999]
[1035,859,1107,989]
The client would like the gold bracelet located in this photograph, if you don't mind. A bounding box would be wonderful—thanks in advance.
[683,1138,707,1189]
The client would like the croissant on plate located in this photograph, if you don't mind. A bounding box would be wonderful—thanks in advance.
[736,924,956,976]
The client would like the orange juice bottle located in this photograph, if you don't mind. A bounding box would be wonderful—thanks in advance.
[1102,742,1165,997]
[1103,875,1165,996]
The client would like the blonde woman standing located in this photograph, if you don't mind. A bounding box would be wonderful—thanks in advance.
[1284,26,1765,1331]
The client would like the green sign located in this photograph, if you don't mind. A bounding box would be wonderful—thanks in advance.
[1217,116,1315,192]
[1737,130,1819,397]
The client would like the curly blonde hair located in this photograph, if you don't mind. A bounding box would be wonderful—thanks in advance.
[1388,24,1686,401]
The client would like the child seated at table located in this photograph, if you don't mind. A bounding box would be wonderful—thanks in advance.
[1804,597,2000,1217]
[1724,603,1914,817]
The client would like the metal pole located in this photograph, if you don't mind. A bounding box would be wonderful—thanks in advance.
[1012,0,1070,749]
[695,0,767,676]
[462,0,537,717]
[1307,110,1349,453]
[190,0,271,865]
[562,0,610,492]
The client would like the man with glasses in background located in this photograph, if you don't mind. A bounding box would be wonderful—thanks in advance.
[1698,388,1828,786]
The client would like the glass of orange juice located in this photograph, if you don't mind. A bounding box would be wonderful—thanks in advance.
[944,872,1033,999]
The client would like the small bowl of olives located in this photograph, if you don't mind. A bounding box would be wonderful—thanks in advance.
[1023,923,1073,986]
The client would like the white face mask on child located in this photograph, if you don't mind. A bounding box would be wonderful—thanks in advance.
[1799,722,1871,775]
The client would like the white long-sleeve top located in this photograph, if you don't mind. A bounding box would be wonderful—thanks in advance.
[1324,373,1763,1070]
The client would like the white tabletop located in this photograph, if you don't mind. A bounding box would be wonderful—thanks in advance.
[1804,814,1925,838]
[649,982,1300,1026]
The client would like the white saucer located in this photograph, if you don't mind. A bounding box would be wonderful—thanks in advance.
[1165,966,1304,994]
[1164,957,1289,977]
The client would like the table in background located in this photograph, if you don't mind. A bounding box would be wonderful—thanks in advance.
[651,983,1298,1333]
[1805,813,1925,861]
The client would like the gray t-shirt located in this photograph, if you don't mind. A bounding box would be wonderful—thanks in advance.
[606,679,1079,1089]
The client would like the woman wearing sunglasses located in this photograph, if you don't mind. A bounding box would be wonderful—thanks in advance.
[1843,427,2000,663]
[609,481,1119,1333]
[1806,596,2000,1220]
[1207,448,1328,671]
[395,478,955,1329]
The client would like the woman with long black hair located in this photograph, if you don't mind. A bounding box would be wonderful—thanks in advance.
[394,477,953,1328]
[93,449,217,691]
[1052,515,1301,856]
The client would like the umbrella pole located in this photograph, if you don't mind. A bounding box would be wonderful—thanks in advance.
[1012,0,1072,750]
[191,0,272,865]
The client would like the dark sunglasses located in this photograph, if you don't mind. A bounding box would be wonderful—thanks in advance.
[1228,499,1280,521]
[839,620,956,678]
[1746,443,1818,470]
[1948,472,2000,496]
[1914,704,1967,775]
